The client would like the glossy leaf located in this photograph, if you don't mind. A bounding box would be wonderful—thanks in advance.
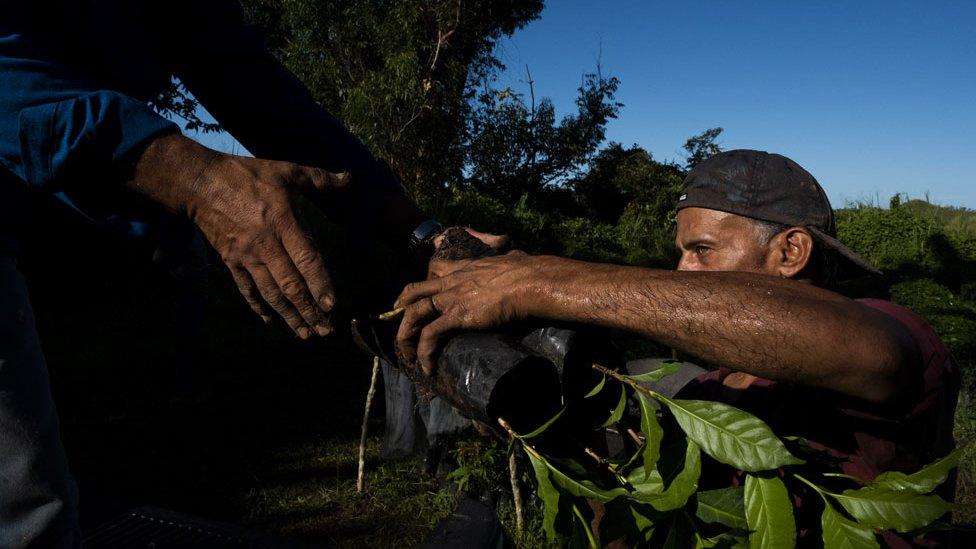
[547,459,629,503]
[628,438,701,511]
[638,393,664,479]
[519,407,566,439]
[832,487,953,533]
[602,384,628,427]
[662,397,803,471]
[526,449,561,540]
[744,474,796,549]
[821,501,880,549]
[696,487,748,530]
[628,361,682,383]
[869,448,962,493]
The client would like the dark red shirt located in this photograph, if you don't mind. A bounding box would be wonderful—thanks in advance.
[681,299,960,546]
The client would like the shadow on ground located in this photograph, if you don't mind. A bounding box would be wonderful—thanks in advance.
[17,205,451,547]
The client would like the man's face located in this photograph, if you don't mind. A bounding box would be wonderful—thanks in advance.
[675,207,776,274]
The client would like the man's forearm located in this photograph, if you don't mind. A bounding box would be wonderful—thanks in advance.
[520,258,911,402]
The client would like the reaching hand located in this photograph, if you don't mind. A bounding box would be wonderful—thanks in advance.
[129,134,349,338]
[394,251,552,375]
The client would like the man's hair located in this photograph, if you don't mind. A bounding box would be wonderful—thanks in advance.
[749,218,838,288]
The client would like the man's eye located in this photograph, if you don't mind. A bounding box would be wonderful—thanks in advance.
[694,245,710,255]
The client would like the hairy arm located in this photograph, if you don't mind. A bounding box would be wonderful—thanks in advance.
[396,255,917,404]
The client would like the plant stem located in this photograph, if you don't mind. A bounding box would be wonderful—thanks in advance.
[792,472,832,504]
[821,472,866,484]
[357,356,381,493]
[592,363,663,401]
[626,428,644,446]
[509,451,525,537]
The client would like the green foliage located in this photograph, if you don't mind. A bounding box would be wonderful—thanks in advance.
[832,487,953,533]
[504,363,958,548]
[683,127,724,169]
[870,448,962,493]
[695,487,748,530]
[744,474,796,549]
[821,502,880,549]
[446,438,505,494]
[241,0,544,200]
[658,397,803,472]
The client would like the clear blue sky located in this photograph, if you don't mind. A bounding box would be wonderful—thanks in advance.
[490,0,975,208]
[190,1,975,208]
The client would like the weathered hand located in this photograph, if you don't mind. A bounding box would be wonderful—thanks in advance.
[394,251,548,375]
[130,134,349,338]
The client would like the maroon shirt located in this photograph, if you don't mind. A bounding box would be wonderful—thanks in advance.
[681,299,960,546]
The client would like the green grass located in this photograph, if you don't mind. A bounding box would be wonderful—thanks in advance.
[242,439,455,546]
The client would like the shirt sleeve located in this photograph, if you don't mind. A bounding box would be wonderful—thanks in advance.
[163,0,410,237]
[0,31,178,211]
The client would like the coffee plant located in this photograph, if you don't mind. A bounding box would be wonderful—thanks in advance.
[498,361,960,548]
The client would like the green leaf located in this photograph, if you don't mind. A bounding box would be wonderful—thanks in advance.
[696,487,748,530]
[526,449,560,540]
[662,511,695,549]
[519,407,566,439]
[628,438,701,511]
[821,501,880,549]
[638,393,664,479]
[831,487,953,533]
[744,474,796,549]
[696,532,749,549]
[628,361,683,383]
[661,397,804,472]
[547,459,629,503]
[584,375,606,398]
[602,384,628,427]
[599,500,659,545]
[869,448,962,493]
[571,502,598,549]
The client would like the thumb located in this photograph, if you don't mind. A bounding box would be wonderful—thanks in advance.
[296,166,352,194]
[464,228,511,251]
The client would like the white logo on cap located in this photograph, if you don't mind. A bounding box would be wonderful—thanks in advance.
[678,194,687,201]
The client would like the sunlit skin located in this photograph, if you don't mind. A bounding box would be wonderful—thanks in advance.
[395,207,916,405]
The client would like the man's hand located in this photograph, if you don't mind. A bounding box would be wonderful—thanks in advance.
[129,134,348,338]
[394,251,551,374]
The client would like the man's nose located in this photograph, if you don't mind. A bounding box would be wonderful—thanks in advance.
[676,253,699,271]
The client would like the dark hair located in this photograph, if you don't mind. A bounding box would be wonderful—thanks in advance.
[749,219,837,288]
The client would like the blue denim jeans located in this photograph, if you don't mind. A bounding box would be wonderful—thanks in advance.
[0,253,80,547]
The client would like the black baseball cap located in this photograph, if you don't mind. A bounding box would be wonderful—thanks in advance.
[676,149,880,276]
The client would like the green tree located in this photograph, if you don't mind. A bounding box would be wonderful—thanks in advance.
[683,126,723,168]
[184,0,546,204]
[462,70,622,205]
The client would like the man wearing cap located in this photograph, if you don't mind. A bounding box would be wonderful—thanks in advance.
[394,149,960,541]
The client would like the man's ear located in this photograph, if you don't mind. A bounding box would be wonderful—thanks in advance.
[771,228,814,278]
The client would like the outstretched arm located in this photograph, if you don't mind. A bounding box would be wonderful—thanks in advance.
[395,254,916,404]
[166,1,425,249]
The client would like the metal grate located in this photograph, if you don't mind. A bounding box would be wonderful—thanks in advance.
[84,507,290,549]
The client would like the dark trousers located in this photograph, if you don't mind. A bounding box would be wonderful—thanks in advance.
[0,253,80,547]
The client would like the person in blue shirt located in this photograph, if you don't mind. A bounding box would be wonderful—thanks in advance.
[0,1,455,545]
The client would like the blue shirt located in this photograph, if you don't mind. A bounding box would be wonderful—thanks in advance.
[0,0,403,251]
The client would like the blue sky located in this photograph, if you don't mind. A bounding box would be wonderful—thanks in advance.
[191,1,975,208]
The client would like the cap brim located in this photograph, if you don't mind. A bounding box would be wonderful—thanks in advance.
[807,226,882,277]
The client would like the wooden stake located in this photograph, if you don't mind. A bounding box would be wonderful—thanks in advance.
[357,356,381,493]
[509,451,525,537]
